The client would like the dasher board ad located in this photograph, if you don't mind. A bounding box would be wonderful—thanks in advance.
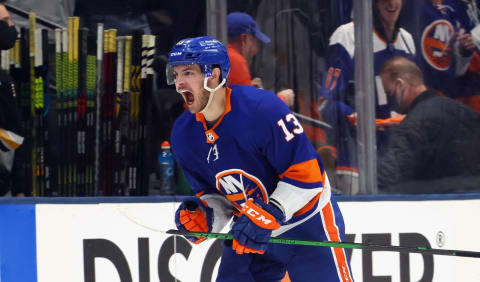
[1,196,479,281]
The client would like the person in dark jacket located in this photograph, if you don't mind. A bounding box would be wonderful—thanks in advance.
[0,1,27,196]
[378,56,480,193]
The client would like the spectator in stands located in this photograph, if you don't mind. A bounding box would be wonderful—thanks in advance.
[0,1,27,196]
[227,12,295,107]
[378,56,480,193]
[318,0,416,194]
[452,0,480,114]
[407,0,476,106]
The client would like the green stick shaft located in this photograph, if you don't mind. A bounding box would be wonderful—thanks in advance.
[166,230,480,258]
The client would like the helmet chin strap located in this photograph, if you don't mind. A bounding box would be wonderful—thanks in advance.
[200,77,226,114]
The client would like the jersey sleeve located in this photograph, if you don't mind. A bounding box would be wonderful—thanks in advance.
[321,44,354,104]
[319,24,355,113]
[319,25,356,149]
[252,94,328,221]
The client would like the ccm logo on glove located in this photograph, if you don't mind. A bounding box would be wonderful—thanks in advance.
[241,200,281,230]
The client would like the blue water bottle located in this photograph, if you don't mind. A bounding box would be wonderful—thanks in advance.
[159,141,175,194]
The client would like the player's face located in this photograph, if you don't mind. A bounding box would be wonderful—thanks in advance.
[173,65,210,113]
[376,0,402,27]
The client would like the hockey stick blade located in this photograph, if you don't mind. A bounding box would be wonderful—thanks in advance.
[166,230,480,258]
[293,112,332,129]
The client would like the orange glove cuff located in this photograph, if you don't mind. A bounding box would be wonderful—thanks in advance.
[232,239,265,255]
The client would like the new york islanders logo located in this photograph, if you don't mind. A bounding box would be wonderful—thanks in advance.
[421,19,455,71]
[215,169,268,210]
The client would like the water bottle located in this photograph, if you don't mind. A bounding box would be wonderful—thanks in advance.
[158,141,175,194]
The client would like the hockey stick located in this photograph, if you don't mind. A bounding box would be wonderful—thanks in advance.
[29,13,37,196]
[5,3,64,29]
[166,230,480,258]
[293,112,332,129]
[113,36,125,195]
[94,23,104,196]
[77,27,88,196]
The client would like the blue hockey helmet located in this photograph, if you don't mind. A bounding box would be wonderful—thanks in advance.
[166,36,231,85]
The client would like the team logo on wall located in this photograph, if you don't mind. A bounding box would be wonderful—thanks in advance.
[215,169,268,210]
[421,19,455,71]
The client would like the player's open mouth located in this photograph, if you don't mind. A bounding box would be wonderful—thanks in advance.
[181,91,195,106]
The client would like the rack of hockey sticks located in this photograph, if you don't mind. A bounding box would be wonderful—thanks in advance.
[1,15,156,196]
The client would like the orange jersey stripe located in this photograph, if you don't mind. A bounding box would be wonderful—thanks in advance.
[279,159,324,184]
[321,202,353,282]
[292,171,327,218]
[293,192,321,218]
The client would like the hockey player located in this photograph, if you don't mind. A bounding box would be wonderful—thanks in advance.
[167,36,353,282]
[318,0,415,194]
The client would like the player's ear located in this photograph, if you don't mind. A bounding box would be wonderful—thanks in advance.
[210,67,221,82]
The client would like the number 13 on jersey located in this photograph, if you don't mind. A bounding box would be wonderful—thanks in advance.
[277,113,304,142]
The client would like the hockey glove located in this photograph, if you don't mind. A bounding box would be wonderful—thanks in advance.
[231,199,285,255]
[175,196,213,244]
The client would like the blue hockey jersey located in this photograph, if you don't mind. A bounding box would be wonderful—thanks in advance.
[411,0,474,97]
[320,22,416,119]
[318,22,415,181]
[171,85,333,232]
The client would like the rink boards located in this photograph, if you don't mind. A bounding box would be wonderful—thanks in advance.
[1,194,480,282]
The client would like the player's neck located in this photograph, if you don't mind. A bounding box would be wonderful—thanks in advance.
[203,87,227,122]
